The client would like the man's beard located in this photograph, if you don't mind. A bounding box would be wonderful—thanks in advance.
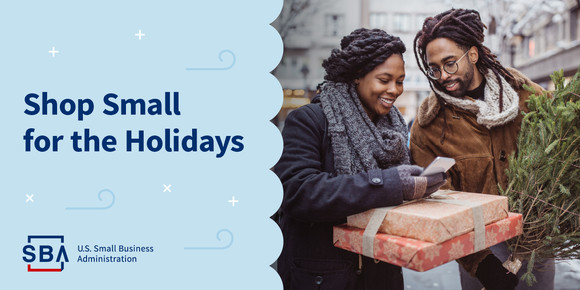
[433,65,475,98]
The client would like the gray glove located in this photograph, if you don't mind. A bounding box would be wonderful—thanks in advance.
[396,165,447,200]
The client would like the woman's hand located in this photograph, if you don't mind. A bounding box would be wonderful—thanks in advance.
[396,165,447,200]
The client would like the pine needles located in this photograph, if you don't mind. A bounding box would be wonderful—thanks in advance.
[500,67,580,286]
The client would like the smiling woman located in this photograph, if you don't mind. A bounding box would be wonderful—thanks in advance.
[273,28,447,290]
[354,54,405,122]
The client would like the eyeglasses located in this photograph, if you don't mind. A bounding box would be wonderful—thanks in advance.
[427,50,470,80]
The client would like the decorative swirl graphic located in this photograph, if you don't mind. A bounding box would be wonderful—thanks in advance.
[66,189,115,210]
[184,229,234,250]
[186,50,236,70]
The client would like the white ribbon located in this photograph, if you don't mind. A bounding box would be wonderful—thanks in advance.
[362,207,393,257]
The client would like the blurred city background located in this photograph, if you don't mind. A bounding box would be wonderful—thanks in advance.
[271,0,580,289]
[272,0,580,129]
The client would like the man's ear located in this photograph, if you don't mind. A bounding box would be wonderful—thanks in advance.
[468,46,479,64]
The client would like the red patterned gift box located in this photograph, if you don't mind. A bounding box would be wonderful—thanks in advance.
[333,213,523,272]
[347,191,509,244]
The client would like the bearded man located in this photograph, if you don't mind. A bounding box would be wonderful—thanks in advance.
[411,8,555,290]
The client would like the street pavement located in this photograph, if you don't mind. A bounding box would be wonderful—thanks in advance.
[403,260,580,290]
[272,258,580,289]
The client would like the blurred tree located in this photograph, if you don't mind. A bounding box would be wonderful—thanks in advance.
[272,0,331,41]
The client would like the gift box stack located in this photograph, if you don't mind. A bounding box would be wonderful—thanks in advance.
[333,191,523,272]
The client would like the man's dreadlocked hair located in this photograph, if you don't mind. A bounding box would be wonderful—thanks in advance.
[322,28,405,84]
[414,9,515,111]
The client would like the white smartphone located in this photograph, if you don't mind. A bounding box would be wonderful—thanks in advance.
[420,157,456,176]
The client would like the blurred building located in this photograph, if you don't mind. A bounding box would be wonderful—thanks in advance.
[273,0,577,128]
[491,0,580,89]
[274,0,362,129]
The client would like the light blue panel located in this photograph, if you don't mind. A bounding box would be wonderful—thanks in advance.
[0,1,283,289]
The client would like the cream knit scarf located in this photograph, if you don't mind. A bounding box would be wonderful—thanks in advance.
[433,71,520,129]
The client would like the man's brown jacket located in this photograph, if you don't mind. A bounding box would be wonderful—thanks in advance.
[410,68,544,275]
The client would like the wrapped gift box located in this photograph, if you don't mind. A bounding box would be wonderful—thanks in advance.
[334,213,523,272]
[347,191,508,244]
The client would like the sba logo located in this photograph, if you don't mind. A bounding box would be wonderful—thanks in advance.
[22,235,69,272]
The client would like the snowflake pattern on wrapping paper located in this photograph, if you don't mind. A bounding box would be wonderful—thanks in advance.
[497,220,511,236]
[349,230,363,252]
[485,229,498,247]
[424,244,444,262]
[336,230,346,242]
[448,240,466,259]
[399,242,419,263]
[384,236,402,261]
[375,236,392,261]
[335,228,357,252]
[411,253,426,271]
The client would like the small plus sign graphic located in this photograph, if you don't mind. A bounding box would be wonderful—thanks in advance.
[163,184,172,192]
[228,196,239,207]
[26,194,34,203]
[135,29,145,40]
[48,47,59,57]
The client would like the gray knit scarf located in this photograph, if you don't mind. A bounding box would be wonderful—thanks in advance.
[320,81,410,175]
